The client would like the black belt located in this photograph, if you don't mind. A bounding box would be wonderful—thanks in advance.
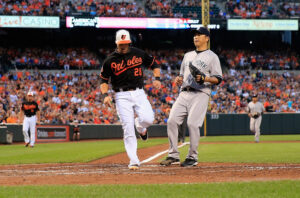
[114,86,143,92]
[182,87,199,92]
[25,115,35,118]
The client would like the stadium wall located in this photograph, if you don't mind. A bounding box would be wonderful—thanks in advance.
[1,114,299,143]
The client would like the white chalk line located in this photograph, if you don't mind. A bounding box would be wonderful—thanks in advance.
[140,142,190,164]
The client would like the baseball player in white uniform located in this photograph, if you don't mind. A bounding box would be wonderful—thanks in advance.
[161,27,223,167]
[100,29,161,170]
[19,91,40,148]
[247,94,265,143]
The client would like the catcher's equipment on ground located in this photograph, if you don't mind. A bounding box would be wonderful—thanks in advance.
[252,112,260,119]
[189,62,206,85]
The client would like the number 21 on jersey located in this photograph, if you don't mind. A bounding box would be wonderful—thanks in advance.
[134,68,142,76]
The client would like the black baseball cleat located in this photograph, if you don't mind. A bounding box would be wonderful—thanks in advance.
[178,138,185,144]
[25,143,29,147]
[160,157,180,166]
[139,130,148,141]
[180,158,198,167]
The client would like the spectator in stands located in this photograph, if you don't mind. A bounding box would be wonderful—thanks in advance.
[0,50,299,124]
[67,0,146,17]
[225,0,279,19]
[0,0,63,17]
[0,103,7,123]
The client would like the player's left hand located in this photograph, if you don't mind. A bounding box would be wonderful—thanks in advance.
[196,74,206,84]
[104,96,113,107]
[153,80,161,89]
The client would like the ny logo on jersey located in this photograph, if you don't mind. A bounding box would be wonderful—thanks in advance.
[195,60,208,69]
[121,35,126,40]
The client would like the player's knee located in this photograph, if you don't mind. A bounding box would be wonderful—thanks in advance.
[187,121,199,130]
[144,114,154,125]
[167,116,177,126]
[124,133,136,141]
[122,122,135,136]
[139,114,154,126]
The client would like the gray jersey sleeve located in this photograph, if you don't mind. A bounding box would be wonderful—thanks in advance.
[261,103,265,112]
[246,104,250,113]
[179,54,186,76]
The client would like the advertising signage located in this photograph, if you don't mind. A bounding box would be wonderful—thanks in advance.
[66,17,99,27]
[227,19,298,31]
[36,125,69,142]
[0,16,60,28]
[66,16,221,29]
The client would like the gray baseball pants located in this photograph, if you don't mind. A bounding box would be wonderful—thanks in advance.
[167,91,209,161]
[250,116,262,141]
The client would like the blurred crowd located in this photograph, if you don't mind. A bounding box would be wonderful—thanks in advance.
[0,0,63,16]
[210,69,300,114]
[65,0,146,17]
[218,48,300,70]
[279,2,300,18]
[145,0,221,18]
[224,0,300,19]
[0,0,146,17]
[0,0,299,19]
[225,0,280,19]
[0,69,299,125]
[1,47,299,71]
[0,47,100,70]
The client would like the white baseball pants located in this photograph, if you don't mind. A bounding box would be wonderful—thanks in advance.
[115,88,154,167]
[23,115,37,146]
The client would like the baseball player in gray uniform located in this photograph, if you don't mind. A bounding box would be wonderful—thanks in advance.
[247,94,265,143]
[160,27,222,167]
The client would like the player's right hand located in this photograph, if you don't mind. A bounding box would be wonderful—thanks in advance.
[175,76,183,86]
[104,96,113,107]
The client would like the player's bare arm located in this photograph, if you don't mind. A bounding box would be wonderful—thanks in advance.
[201,76,220,84]
[153,68,161,89]
[19,111,24,124]
[36,111,40,124]
[100,83,112,107]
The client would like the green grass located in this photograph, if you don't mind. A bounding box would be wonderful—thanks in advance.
[1,180,300,198]
[0,138,168,165]
[190,142,300,163]
[165,135,300,164]
[2,135,300,165]
[200,134,300,142]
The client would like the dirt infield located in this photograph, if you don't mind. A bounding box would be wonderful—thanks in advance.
[1,142,300,185]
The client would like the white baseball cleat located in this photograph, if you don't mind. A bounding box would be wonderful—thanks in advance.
[128,164,140,170]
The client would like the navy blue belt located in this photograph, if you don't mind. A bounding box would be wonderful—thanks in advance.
[182,87,199,92]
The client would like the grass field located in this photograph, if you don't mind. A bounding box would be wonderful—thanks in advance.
[1,135,300,165]
[0,138,167,165]
[1,180,300,198]
[200,134,300,142]
[179,141,300,163]
[1,135,300,198]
